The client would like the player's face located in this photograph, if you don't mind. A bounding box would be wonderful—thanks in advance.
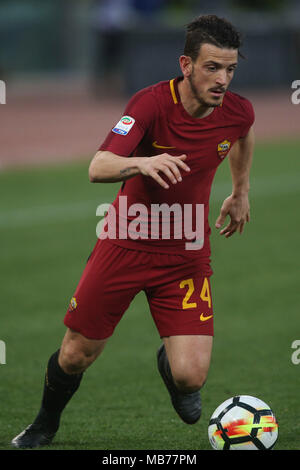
[184,44,238,108]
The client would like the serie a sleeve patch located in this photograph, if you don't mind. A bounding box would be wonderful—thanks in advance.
[112,116,136,136]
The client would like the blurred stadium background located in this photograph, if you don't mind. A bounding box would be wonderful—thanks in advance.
[1,0,300,167]
[0,0,299,451]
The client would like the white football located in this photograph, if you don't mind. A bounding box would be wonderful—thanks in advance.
[208,395,278,450]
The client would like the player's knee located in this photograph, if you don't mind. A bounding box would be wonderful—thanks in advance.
[172,364,207,393]
[59,345,97,375]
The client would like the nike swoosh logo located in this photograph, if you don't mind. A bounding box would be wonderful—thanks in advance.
[200,313,213,322]
[152,141,176,150]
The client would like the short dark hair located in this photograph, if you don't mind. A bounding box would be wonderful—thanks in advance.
[184,15,243,61]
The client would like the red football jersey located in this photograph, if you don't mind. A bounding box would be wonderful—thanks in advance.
[99,76,254,264]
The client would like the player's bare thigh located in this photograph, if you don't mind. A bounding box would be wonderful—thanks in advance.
[163,335,213,393]
[59,328,108,374]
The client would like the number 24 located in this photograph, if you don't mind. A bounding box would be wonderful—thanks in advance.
[179,278,211,310]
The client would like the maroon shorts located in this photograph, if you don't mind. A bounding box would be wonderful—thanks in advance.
[64,239,214,340]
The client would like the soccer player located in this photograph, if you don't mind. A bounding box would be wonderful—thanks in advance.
[12,15,255,448]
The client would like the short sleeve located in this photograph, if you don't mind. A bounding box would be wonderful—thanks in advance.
[239,98,255,138]
[99,87,158,156]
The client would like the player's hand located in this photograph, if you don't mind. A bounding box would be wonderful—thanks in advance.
[138,153,190,189]
[215,193,250,238]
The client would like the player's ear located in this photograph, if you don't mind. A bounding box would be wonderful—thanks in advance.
[179,55,193,78]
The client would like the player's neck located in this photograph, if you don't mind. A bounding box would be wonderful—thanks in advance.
[178,79,214,119]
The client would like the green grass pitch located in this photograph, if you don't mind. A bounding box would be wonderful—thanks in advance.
[0,139,299,450]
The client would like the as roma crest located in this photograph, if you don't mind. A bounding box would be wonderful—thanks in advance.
[217,139,231,159]
[68,297,78,312]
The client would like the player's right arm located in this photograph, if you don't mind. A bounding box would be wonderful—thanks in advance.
[89,150,190,189]
[91,86,190,188]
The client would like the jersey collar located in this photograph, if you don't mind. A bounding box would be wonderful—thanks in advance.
[169,76,224,121]
[169,77,181,105]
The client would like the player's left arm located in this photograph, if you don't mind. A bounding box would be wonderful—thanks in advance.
[215,126,255,237]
